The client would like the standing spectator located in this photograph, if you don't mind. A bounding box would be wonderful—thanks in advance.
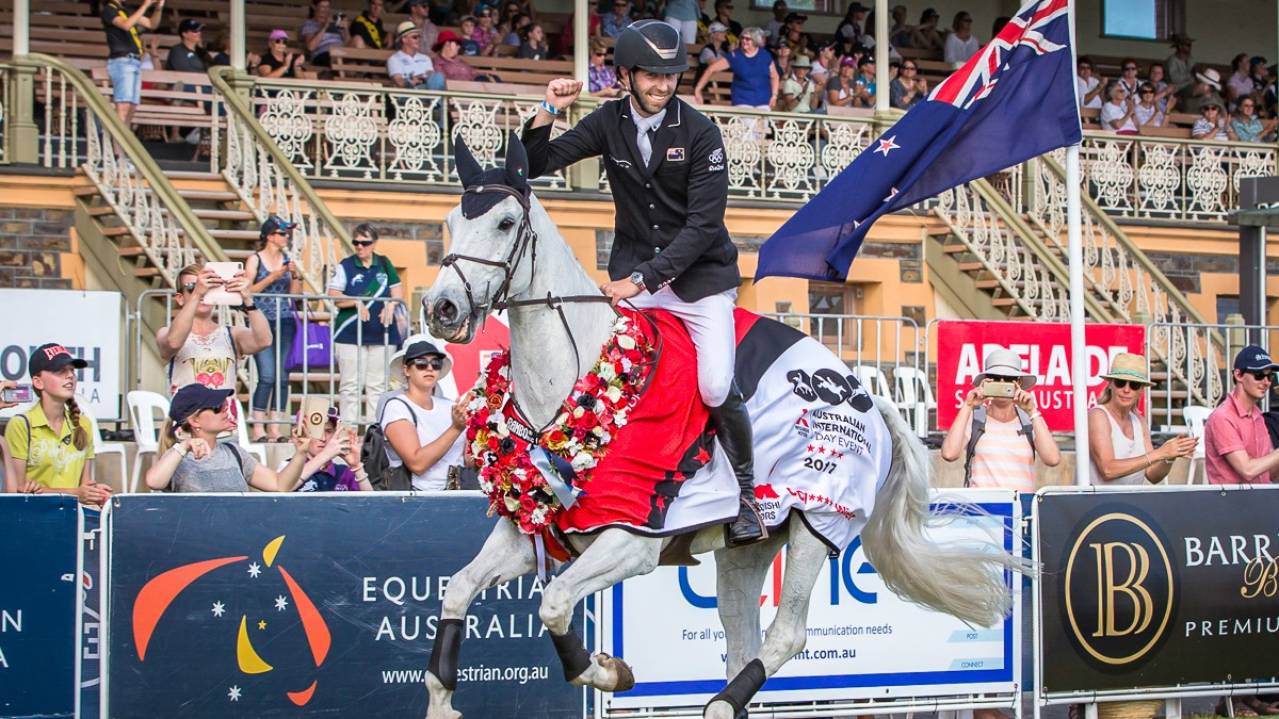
[145,384,308,492]
[1231,96,1277,142]
[601,0,633,38]
[380,340,467,491]
[300,0,349,68]
[694,27,777,110]
[1249,56,1270,100]
[166,19,209,72]
[910,8,943,55]
[588,38,622,97]
[809,43,836,85]
[1088,353,1197,485]
[665,0,700,46]
[711,0,743,42]
[289,407,371,492]
[1204,345,1279,485]
[472,6,501,56]
[244,216,301,443]
[408,0,441,55]
[773,43,793,80]
[825,55,860,108]
[944,11,979,67]
[888,4,912,48]
[101,0,165,126]
[1115,58,1140,97]
[517,23,549,60]
[835,2,868,48]
[1179,68,1224,116]
[257,30,306,78]
[350,0,389,49]
[3,344,111,506]
[852,56,876,108]
[777,55,819,113]
[697,22,730,82]
[1076,57,1103,110]
[890,59,927,109]
[1226,52,1254,107]
[1100,82,1138,135]
[157,263,273,408]
[1191,101,1231,141]
[327,224,405,424]
[431,31,479,82]
[1132,83,1166,129]
[388,21,445,89]
[764,0,787,46]
[939,347,1061,492]
[1164,33,1195,91]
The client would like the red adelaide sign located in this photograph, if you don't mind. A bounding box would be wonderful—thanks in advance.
[935,321,1147,432]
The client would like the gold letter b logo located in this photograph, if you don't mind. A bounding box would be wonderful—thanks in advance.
[1090,541,1153,637]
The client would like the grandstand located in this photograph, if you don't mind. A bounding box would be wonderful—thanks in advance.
[1,0,1275,493]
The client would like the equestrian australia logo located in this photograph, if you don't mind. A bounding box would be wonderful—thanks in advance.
[1062,510,1176,669]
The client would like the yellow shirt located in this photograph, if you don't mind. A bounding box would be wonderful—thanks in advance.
[4,403,95,489]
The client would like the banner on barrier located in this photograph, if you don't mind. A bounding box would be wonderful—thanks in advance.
[601,491,1020,712]
[106,494,583,718]
[81,509,103,718]
[1037,487,1279,695]
[0,495,82,719]
[935,321,1146,432]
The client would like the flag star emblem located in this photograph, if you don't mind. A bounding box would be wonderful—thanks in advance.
[882,186,899,203]
[873,135,901,156]
[211,601,226,617]
[247,562,261,578]
[228,686,242,702]
[275,595,289,612]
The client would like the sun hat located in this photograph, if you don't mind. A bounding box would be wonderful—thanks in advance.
[791,54,811,68]
[1195,67,1221,90]
[708,21,728,33]
[1099,352,1151,385]
[433,29,464,51]
[973,347,1037,390]
[396,20,420,39]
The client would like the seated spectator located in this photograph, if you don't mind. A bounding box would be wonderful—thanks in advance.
[208,31,235,67]
[146,384,307,492]
[257,30,306,78]
[457,16,482,55]
[1076,56,1103,110]
[350,0,389,49]
[389,21,446,89]
[697,22,730,83]
[1132,82,1166,129]
[777,54,819,113]
[472,6,501,56]
[835,2,867,48]
[890,59,927,109]
[1226,52,1253,107]
[1100,82,1138,135]
[1231,96,1277,142]
[156,262,272,407]
[778,12,808,48]
[764,0,787,46]
[944,11,979,67]
[712,0,743,41]
[909,8,943,54]
[695,26,777,109]
[853,56,876,108]
[408,0,441,54]
[780,25,812,56]
[289,407,371,492]
[939,347,1061,491]
[101,0,164,126]
[664,0,700,46]
[773,43,793,79]
[3,344,111,506]
[1115,57,1140,97]
[1191,101,1230,141]
[300,0,349,68]
[1204,345,1279,485]
[518,23,549,60]
[810,43,836,85]
[889,3,913,48]
[431,31,479,82]
[601,0,633,38]
[502,12,531,47]
[825,55,859,108]
[244,215,301,442]
[166,19,210,73]
[380,340,467,491]
[587,38,621,97]
[1249,56,1269,100]
[1088,353,1196,485]
[1146,62,1177,113]
[1164,33,1195,91]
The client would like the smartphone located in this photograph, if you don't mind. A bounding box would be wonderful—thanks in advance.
[203,261,244,305]
[302,397,331,439]
[980,380,1017,399]
[1,384,32,403]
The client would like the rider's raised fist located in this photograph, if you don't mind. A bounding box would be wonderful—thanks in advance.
[545,79,583,111]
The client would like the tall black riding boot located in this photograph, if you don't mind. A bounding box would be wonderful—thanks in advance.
[711,386,767,547]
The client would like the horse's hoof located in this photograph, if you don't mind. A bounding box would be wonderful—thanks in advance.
[702,699,745,719]
[598,653,635,692]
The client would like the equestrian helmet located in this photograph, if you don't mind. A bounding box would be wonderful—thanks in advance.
[615,20,688,75]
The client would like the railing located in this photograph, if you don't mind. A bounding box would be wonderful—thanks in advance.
[210,68,352,294]
[1146,320,1279,430]
[0,63,8,164]
[11,54,217,285]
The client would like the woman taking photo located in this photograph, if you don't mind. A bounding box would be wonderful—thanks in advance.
[289,407,370,492]
[245,215,301,442]
[146,384,309,493]
[1088,353,1198,485]
[3,343,111,506]
[380,339,467,491]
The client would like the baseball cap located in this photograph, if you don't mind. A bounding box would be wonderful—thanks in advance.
[839,55,857,68]
[708,21,728,33]
[400,338,453,379]
[1234,345,1279,373]
[260,214,297,237]
[179,18,204,33]
[168,384,235,424]
[28,343,89,377]
[269,29,289,42]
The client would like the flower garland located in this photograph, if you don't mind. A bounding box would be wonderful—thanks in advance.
[464,314,656,535]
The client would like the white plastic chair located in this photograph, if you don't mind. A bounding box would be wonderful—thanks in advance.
[126,391,170,493]
[853,365,894,400]
[81,404,128,493]
[234,399,269,466]
[894,366,937,438]
[1182,405,1211,485]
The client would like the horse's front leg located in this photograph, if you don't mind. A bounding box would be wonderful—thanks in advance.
[540,529,661,693]
[426,518,536,719]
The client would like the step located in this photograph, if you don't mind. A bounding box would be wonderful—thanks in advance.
[72,185,101,197]
[208,229,261,242]
[926,226,952,238]
[101,225,133,238]
[194,208,257,222]
[133,267,161,278]
[165,170,222,181]
[87,204,117,217]
[957,261,986,272]
[225,249,254,260]
[992,297,1021,308]
[942,242,968,254]
[288,372,339,384]
[177,189,242,202]
[117,246,147,258]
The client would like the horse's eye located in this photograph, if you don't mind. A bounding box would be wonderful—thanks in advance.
[498,218,515,232]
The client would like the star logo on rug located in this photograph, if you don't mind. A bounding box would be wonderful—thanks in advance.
[873,135,901,157]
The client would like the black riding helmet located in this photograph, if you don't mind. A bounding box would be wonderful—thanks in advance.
[614,20,689,75]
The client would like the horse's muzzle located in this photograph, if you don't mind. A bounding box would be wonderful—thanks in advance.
[425,295,475,344]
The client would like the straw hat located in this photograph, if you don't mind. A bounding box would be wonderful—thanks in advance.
[1100,352,1150,385]
[396,20,420,39]
[973,347,1037,390]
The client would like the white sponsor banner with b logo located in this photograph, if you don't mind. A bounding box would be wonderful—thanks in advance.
[599,489,1022,712]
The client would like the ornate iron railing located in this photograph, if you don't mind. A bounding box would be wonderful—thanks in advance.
[0,64,8,164]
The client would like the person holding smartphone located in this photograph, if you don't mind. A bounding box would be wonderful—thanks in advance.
[285,406,371,491]
[939,346,1061,491]
[380,340,467,491]
[300,0,349,69]
[3,344,112,506]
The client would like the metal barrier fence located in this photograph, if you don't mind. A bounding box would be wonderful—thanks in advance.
[1146,320,1279,430]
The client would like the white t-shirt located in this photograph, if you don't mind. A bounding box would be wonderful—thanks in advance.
[386,51,435,82]
[380,395,463,491]
[1077,75,1102,109]
[1100,101,1137,133]
[944,33,979,66]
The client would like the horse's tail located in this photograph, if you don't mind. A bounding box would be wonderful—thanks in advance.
[859,396,1032,628]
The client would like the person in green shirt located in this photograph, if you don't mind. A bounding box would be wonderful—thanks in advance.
[4,343,111,506]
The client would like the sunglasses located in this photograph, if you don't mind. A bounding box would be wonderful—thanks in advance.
[181,281,197,293]
[352,239,375,247]
[272,39,288,44]
[411,357,445,370]
[1109,379,1146,390]
[902,65,917,70]
[1123,65,1137,71]
[984,375,1019,384]
[200,403,230,416]
[1247,370,1274,382]
[1140,90,1154,95]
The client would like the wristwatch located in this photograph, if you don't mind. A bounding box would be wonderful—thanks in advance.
[628,271,646,291]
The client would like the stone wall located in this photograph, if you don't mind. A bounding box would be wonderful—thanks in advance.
[0,206,73,289]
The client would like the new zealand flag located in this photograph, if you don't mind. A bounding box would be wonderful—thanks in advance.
[755,0,1081,282]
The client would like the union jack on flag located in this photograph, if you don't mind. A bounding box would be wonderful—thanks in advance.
[756,0,1081,282]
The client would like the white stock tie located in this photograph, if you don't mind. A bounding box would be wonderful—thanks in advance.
[637,126,657,166]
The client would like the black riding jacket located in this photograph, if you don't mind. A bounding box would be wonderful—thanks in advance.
[521,98,741,302]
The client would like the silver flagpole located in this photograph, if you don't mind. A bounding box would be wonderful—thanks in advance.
[1067,0,1089,486]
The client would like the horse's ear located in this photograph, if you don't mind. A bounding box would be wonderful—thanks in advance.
[504,132,529,192]
[454,133,483,188]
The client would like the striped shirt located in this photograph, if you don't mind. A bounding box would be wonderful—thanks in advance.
[963,414,1037,492]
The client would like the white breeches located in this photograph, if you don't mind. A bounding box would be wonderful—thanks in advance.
[627,286,737,407]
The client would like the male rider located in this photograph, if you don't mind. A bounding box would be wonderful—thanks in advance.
[521,20,765,546]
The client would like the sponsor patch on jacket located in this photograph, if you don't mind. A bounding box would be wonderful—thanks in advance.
[708,147,725,172]
[666,147,686,162]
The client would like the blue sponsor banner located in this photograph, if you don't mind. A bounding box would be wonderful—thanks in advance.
[105,493,583,718]
[0,495,82,719]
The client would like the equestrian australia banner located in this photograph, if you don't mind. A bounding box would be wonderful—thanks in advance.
[600,490,1020,712]
[1036,486,1279,695]
[105,494,583,718]
[0,496,82,719]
